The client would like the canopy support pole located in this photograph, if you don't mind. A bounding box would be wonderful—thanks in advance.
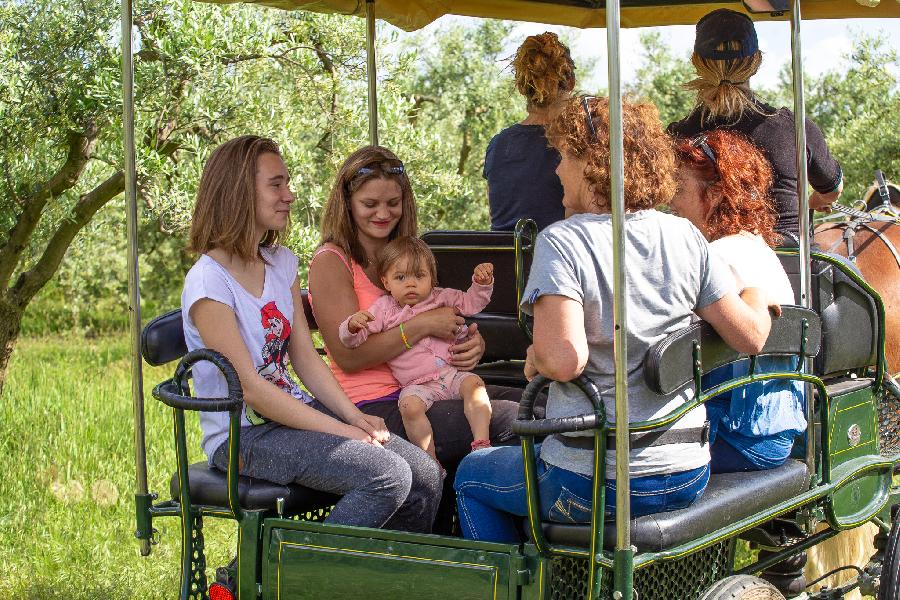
[365,0,378,146]
[606,0,634,597]
[790,0,817,482]
[121,0,150,556]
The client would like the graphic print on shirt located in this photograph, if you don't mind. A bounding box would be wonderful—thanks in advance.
[247,301,302,425]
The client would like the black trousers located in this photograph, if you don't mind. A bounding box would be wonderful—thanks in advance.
[360,385,524,535]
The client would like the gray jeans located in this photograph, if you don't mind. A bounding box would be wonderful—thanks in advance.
[211,401,442,533]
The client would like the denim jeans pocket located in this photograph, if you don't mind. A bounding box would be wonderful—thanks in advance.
[548,486,593,524]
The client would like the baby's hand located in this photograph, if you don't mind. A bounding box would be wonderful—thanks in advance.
[473,263,494,285]
[347,311,375,333]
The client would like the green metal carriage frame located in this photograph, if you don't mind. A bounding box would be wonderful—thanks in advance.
[120,0,900,598]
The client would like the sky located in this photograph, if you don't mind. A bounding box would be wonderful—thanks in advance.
[401,16,900,91]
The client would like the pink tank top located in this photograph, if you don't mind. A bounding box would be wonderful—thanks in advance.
[309,244,400,403]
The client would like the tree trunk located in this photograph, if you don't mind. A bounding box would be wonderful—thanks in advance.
[0,296,25,397]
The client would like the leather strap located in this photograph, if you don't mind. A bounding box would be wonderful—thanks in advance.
[558,422,710,451]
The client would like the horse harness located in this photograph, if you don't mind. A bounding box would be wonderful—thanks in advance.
[819,203,900,270]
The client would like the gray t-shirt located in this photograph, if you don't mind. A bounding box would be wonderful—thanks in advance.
[521,211,734,478]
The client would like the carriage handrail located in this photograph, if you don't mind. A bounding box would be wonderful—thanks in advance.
[514,374,608,562]
[513,373,606,435]
[514,218,537,341]
[152,349,246,522]
[155,349,244,413]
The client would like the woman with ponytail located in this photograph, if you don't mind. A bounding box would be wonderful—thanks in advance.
[668,9,843,242]
[484,32,576,231]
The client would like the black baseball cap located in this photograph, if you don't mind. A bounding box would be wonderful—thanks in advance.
[694,9,759,60]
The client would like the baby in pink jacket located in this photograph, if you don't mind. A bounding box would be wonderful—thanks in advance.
[339,236,494,465]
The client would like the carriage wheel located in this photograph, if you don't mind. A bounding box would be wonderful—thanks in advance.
[878,508,900,600]
[699,575,786,600]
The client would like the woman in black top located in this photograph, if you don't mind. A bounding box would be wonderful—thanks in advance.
[484,32,575,231]
[668,9,843,241]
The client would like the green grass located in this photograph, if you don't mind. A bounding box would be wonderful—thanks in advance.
[0,335,235,599]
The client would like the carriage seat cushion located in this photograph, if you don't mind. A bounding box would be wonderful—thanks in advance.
[541,459,809,552]
[171,462,339,514]
[778,253,877,375]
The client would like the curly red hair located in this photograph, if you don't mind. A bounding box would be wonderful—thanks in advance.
[546,95,677,211]
[674,130,779,246]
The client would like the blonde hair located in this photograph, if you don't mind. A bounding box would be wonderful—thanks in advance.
[375,237,438,284]
[320,146,417,267]
[189,135,284,262]
[512,32,576,109]
[686,44,765,124]
[545,96,677,212]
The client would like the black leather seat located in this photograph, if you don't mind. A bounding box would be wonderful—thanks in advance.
[170,463,338,514]
[421,229,533,362]
[778,253,878,376]
[542,459,810,552]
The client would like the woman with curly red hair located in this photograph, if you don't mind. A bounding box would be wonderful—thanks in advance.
[453,97,774,542]
[483,32,576,231]
[671,129,806,473]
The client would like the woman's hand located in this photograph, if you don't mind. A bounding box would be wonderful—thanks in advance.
[348,413,391,444]
[340,422,383,447]
[448,323,486,371]
[413,306,466,340]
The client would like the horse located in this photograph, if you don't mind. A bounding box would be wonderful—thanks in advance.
[814,182,900,374]
[804,181,900,600]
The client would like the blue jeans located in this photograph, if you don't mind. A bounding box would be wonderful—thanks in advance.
[709,431,796,472]
[453,445,709,543]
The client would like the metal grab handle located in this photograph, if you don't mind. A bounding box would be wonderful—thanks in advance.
[152,349,243,412]
[513,374,606,436]
[513,413,602,436]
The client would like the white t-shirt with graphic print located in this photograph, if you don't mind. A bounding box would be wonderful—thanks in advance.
[181,245,312,461]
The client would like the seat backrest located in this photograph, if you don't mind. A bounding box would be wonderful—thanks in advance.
[421,229,532,362]
[644,305,822,396]
[141,290,318,366]
[778,252,878,376]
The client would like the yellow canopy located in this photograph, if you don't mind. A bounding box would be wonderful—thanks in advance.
[203,0,900,31]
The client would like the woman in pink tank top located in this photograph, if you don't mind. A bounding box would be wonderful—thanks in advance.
[307,146,522,479]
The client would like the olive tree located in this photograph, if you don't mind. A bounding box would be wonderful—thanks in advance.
[0,0,363,393]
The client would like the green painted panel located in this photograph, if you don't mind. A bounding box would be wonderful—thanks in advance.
[264,527,514,600]
[828,386,878,469]
[830,471,888,525]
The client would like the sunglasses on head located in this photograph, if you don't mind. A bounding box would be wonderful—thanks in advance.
[581,95,598,143]
[691,135,718,170]
[353,161,406,179]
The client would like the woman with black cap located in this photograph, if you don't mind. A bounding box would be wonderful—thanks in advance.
[668,8,844,243]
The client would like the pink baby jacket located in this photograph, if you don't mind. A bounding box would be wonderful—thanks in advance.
[339,279,493,387]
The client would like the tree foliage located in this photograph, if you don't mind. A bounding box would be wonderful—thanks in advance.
[626,32,696,125]
[804,34,900,204]
[2,0,898,395]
